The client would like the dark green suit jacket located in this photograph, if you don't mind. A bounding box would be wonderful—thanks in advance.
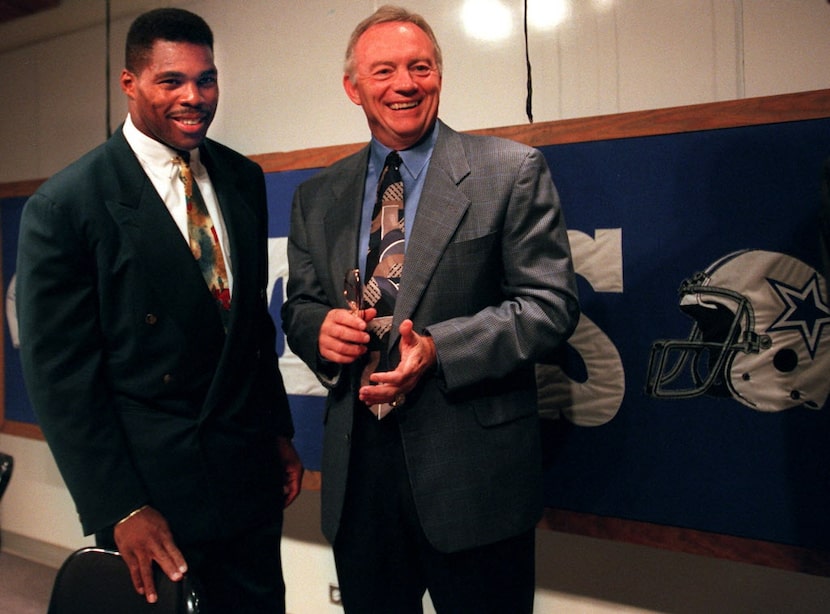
[17,127,293,544]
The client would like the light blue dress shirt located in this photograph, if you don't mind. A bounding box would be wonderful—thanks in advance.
[358,122,439,279]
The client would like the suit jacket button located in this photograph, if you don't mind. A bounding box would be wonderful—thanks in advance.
[163,374,174,384]
[145,314,158,325]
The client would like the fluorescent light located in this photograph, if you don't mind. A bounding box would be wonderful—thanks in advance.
[461,0,513,41]
[527,0,570,31]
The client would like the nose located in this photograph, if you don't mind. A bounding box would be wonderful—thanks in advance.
[180,80,204,105]
[392,68,417,93]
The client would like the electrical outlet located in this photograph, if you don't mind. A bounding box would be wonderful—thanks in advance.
[329,584,342,605]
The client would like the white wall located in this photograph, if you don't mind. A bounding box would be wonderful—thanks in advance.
[2,1,830,612]
[4,0,830,182]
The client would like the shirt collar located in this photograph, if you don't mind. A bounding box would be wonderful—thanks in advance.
[122,114,202,178]
[369,121,439,181]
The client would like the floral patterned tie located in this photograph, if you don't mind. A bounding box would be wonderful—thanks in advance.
[174,154,231,328]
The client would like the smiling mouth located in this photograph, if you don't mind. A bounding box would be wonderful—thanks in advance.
[171,112,209,126]
[389,101,420,110]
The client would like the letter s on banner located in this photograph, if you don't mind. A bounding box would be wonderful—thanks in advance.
[537,229,625,427]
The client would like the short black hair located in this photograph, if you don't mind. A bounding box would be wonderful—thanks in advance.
[125,8,213,73]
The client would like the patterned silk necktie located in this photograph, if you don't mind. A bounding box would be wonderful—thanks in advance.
[173,153,231,327]
[361,151,405,418]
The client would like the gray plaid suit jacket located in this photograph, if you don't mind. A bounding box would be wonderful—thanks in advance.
[282,120,579,553]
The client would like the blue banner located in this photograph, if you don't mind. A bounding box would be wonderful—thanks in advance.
[4,116,829,551]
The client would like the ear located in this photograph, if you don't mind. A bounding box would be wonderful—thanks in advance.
[342,74,362,106]
[120,69,136,98]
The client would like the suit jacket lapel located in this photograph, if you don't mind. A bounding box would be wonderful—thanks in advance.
[200,141,257,322]
[196,142,262,412]
[325,147,369,303]
[103,130,225,348]
[392,123,471,347]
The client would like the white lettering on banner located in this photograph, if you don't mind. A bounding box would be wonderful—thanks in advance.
[537,229,625,426]
[269,229,627,426]
[267,237,328,397]
[569,229,623,293]
[536,316,625,426]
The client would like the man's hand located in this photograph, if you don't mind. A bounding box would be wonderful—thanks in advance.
[277,436,304,507]
[113,506,187,604]
[359,319,437,406]
[318,307,377,364]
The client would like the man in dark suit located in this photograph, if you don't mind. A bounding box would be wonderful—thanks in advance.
[16,8,301,612]
[281,5,578,613]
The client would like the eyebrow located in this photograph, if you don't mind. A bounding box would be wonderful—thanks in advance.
[155,68,218,79]
[366,57,434,71]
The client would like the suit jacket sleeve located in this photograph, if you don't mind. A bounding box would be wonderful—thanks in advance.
[419,141,579,391]
[282,184,344,388]
[281,149,369,390]
[17,184,150,530]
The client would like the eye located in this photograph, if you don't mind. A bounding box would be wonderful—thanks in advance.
[372,67,394,79]
[411,64,432,75]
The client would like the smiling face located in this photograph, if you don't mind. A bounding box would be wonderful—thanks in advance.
[343,21,442,151]
[120,40,218,152]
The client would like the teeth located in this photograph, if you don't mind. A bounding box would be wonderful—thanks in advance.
[390,101,418,110]
[178,118,202,125]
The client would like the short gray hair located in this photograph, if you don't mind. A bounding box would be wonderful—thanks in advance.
[344,5,443,82]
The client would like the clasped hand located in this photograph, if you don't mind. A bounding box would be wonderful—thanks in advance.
[318,308,436,407]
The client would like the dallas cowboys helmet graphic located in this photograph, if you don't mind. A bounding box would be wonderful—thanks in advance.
[646,249,830,411]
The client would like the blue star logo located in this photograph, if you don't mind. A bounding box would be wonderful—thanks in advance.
[767,273,830,359]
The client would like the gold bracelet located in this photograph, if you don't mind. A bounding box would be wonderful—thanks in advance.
[116,504,149,527]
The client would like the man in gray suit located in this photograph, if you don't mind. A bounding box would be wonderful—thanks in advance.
[17,8,301,612]
[282,5,578,613]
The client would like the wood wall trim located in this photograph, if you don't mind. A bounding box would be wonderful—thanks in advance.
[1,420,44,440]
[248,88,830,174]
[539,508,830,577]
[467,88,830,147]
[4,89,828,195]
[295,470,830,576]
[0,178,47,200]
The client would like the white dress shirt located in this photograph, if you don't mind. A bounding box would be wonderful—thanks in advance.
[122,114,233,294]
